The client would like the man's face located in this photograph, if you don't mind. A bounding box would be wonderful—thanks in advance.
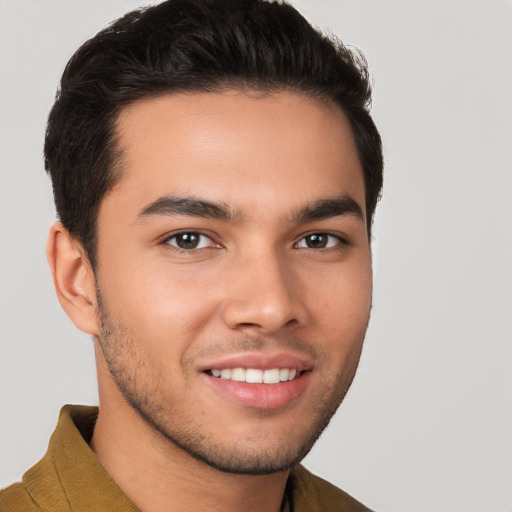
[93,90,372,474]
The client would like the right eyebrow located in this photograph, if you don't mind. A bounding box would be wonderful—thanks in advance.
[292,194,364,223]
[137,195,242,222]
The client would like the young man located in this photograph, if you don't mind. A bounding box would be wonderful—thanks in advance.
[0,0,382,510]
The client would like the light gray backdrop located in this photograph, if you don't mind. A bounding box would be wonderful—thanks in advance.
[1,1,511,511]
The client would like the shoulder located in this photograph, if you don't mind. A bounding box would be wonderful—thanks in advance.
[290,465,374,512]
[0,482,42,511]
[0,455,70,512]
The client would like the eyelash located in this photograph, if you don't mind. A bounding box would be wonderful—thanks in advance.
[295,232,349,250]
[161,231,349,252]
[162,231,219,252]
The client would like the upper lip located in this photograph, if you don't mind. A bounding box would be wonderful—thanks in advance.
[196,352,314,373]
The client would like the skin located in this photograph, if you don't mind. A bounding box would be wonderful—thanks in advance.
[47,90,373,512]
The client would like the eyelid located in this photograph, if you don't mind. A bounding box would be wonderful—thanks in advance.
[161,229,221,250]
[294,231,349,249]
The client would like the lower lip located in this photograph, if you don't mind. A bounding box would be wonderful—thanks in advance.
[204,372,310,410]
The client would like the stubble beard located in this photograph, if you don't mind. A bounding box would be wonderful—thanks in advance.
[95,290,365,476]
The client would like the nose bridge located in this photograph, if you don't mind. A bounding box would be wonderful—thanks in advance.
[221,245,307,332]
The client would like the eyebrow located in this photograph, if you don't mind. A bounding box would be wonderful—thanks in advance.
[138,196,240,221]
[292,194,364,222]
[137,193,363,224]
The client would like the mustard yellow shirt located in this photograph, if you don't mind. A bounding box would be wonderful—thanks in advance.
[0,405,372,511]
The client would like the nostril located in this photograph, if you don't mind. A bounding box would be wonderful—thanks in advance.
[233,318,298,331]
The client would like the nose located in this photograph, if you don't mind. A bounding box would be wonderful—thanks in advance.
[220,251,309,334]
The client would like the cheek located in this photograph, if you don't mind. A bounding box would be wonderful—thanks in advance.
[99,256,221,341]
[310,261,372,345]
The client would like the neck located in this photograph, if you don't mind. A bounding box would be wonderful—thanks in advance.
[90,382,289,512]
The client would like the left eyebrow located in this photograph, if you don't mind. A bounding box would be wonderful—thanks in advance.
[292,194,364,222]
[137,195,241,221]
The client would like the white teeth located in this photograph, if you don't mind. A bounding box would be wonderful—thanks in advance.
[263,368,280,384]
[245,368,263,383]
[231,368,245,382]
[210,367,299,384]
[220,369,232,379]
[279,368,289,381]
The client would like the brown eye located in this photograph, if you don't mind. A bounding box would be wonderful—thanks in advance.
[166,232,213,250]
[305,234,328,248]
[296,233,342,249]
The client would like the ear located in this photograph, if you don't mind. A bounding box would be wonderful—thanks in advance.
[46,222,99,336]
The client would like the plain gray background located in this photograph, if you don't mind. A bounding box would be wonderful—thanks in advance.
[1,1,511,511]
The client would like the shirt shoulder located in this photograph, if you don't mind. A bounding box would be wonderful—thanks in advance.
[290,465,374,512]
[0,482,42,511]
[0,405,138,512]
[0,453,72,512]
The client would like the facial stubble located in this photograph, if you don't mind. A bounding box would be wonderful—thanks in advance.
[94,288,366,475]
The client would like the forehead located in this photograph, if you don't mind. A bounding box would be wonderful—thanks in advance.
[106,90,365,219]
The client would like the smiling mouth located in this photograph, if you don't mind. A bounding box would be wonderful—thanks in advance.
[207,368,300,384]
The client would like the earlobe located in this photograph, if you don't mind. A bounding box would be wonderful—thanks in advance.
[46,222,99,336]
